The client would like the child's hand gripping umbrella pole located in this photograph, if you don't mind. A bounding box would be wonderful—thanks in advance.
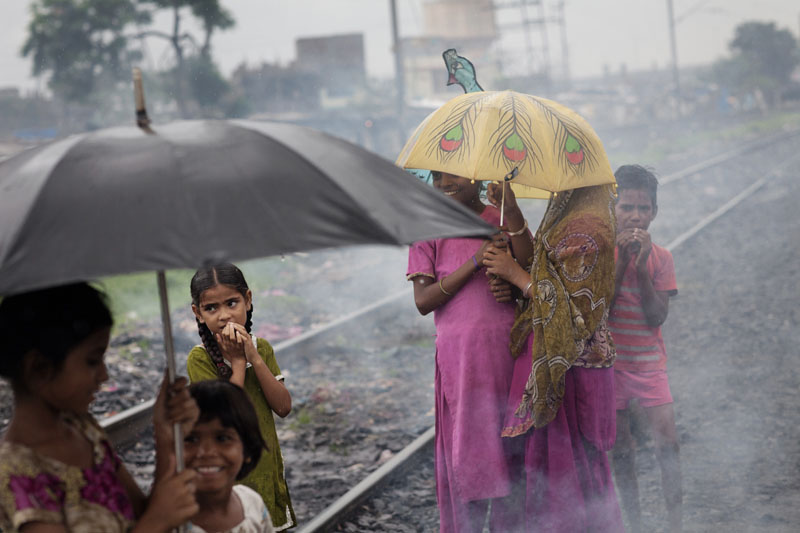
[499,167,519,227]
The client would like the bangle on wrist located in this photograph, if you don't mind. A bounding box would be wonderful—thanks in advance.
[438,278,453,296]
[506,219,528,237]
[472,255,479,269]
[523,281,533,298]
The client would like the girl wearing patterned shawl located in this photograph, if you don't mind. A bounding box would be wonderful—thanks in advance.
[483,183,625,532]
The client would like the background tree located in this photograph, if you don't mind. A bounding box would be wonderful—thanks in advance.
[21,0,147,104]
[137,0,234,117]
[712,21,799,107]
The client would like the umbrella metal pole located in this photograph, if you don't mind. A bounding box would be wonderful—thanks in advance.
[157,270,187,533]
[157,270,184,467]
[500,183,506,227]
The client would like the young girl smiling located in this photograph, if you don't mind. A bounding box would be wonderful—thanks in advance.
[406,171,531,532]
[186,380,274,533]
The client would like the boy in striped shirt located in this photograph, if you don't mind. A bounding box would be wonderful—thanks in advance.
[609,165,681,533]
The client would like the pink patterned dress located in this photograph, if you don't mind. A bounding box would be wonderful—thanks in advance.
[0,413,135,532]
[407,205,519,532]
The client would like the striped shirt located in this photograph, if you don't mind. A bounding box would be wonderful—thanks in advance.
[609,243,677,371]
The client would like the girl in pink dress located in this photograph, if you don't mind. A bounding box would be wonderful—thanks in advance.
[406,172,531,533]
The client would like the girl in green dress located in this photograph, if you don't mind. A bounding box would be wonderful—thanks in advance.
[188,263,296,530]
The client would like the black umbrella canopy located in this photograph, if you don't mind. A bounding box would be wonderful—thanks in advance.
[0,120,493,295]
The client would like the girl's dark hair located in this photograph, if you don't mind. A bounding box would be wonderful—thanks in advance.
[189,263,252,380]
[188,380,266,480]
[614,164,659,207]
[0,283,113,385]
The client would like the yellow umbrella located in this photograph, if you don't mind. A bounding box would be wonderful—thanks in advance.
[397,90,615,198]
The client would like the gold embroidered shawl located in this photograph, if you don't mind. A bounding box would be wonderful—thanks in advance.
[510,184,617,428]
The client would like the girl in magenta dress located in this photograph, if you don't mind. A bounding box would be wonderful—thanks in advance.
[406,172,532,533]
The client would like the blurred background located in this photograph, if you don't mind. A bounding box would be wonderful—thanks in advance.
[1,0,799,160]
[1,0,799,337]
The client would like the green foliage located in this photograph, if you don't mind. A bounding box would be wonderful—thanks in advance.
[98,269,194,326]
[185,55,230,114]
[730,22,798,85]
[20,0,238,120]
[137,0,235,117]
[712,21,799,106]
[21,0,147,103]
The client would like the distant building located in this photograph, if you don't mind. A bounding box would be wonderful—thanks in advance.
[295,33,367,107]
[231,62,321,114]
[0,87,20,99]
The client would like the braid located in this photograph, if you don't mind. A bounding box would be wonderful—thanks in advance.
[196,319,232,380]
[245,306,253,334]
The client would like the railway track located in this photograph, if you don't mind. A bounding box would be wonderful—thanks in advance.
[94,128,800,531]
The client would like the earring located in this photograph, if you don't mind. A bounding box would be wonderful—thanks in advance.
[470,179,475,184]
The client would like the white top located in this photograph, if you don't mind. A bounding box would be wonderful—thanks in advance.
[187,484,275,533]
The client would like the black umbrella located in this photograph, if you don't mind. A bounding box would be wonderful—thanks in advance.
[0,119,491,293]
[0,118,493,474]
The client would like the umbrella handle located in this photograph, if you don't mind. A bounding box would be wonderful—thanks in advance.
[499,167,518,228]
[133,67,154,133]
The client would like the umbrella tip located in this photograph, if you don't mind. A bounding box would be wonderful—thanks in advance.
[133,67,154,133]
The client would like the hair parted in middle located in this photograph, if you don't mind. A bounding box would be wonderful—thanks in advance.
[188,379,267,480]
[190,263,253,380]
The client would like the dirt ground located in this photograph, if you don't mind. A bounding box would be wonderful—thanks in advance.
[646,150,800,532]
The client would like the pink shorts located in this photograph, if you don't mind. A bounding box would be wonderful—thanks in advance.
[614,369,673,410]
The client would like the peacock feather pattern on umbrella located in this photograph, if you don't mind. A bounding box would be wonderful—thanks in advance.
[525,95,600,176]
[423,92,490,164]
[487,92,544,175]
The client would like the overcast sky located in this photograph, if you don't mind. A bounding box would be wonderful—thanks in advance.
[1,0,798,92]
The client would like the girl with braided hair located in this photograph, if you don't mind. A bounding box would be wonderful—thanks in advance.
[188,263,296,531]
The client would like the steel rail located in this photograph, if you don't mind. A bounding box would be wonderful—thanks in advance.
[298,427,435,533]
[659,128,800,185]
[296,145,800,533]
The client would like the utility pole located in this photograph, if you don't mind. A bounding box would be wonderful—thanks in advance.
[666,0,681,106]
[389,0,405,118]
[492,0,553,86]
[558,1,570,86]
